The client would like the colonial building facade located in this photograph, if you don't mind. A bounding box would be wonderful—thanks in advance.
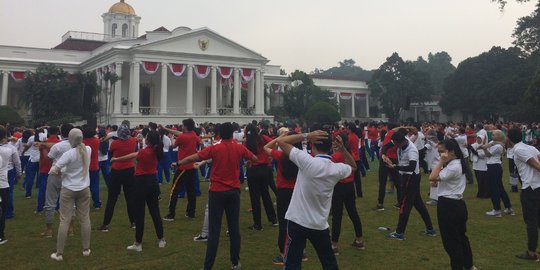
[0,0,372,125]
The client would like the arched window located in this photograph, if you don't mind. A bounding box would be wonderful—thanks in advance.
[112,23,117,37]
[122,24,128,37]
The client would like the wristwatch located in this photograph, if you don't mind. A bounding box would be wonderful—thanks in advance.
[302,133,308,140]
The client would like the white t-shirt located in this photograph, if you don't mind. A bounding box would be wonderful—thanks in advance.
[162,135,171,152]
[513,142,540,190]
[233,131,244,144]
[486,143,503,165]
[471,143,487,171]
[438,159,466,200]
[27,135,45,162]
[48,140,72,167]
[455,134,469,158]
[413,132,426,151]
[397,142,420,175]
[285,148,352,230]
[54,146,91,191]
[1,144,21,173]
[477,129,488,144]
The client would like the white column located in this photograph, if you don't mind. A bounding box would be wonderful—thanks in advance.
[336,92,341,116]
[351,92,356,118]
[265,87,270,113]
[160,63,168,114]
[130,62,140,114]
[226,86,232,107]
[233,68,240,115]
[186,65,193,114]
[218,77,223,108]
[366,94,370,117]
[247,80,254,109]
[1,71,9,106]
[113,62,122,114]
[255,69,264,115]
[210,67,217,115]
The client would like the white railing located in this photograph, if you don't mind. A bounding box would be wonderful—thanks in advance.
[137,106,255,116]
[139,107,161,115]
[62,31,111,42]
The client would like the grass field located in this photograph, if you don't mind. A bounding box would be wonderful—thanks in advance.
[2,160,539,270]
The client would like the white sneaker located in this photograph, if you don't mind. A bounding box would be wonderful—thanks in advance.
[158,239,166,248]
[0,238,7,245]
[50,253,63,261]
[485,209,502,217]
[82,249,91,256]
[504,208,516,216]
[127,243,142,252]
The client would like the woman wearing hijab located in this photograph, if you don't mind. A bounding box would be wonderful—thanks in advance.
[49,128,92,261]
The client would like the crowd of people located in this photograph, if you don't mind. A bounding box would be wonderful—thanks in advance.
[0,119,539,269]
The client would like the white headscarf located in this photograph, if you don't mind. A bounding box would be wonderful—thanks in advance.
[68,128,89,176]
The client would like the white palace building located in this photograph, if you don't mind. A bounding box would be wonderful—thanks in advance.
[0,0,372,125]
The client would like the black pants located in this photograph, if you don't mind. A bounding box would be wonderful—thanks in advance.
[0,188,8,239]
[378,158,401,205]
[205,189,241,270]
[103,168,135,226]
[474,170,490,198]
[487,164,512,210]
[396,173,433,234]
[277,188,294,254]
[133,174,163,243]
[331,182,362,242]
[247,165,277,227]
[437,197,474,270]
[353,165,363,197]
[360,146,370,170]
[419,148,428,173]
[284,220,338,270]
[167,169,196,218]
[520,187,540,252]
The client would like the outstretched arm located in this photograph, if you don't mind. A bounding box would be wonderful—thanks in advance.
[111,152,137,162]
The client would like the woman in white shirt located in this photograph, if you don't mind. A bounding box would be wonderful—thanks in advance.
[470,135,489,198]
[49,128,92,261]
[156,129,172,184]
[429,139,476,270]
[482,130,514,217]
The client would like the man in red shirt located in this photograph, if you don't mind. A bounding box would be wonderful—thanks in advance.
[83,127,102,209]
[347,123,363,197]
[162,119,202,221]
[36,126,60,213]
[178,122,256,270]
[375,123,402,211]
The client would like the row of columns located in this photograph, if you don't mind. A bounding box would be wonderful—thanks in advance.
[1,72,8,106]
[334,91,370,118]
[109,62,265,115]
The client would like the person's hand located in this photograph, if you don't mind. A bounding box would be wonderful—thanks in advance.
[430,180,438,187]
[193,162,201,169]
[171,162,178,169]
[440,152,451,163]
[245,160,252,168]
[307,130,328,144]
[158,124,164,129]
[110,157,118,163]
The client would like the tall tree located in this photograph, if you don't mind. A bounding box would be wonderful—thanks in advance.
[282,70,336,119]
[368,53,433,121]
[412,52,456,94]
[313,59,374,81]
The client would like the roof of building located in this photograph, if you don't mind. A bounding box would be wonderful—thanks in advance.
[310,73,366,82]
[137,26,171,40]
[53,39,107,51]
[109,0,136,15]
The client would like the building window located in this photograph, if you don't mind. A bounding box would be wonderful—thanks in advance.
[112,23,117,37]
[122,24,128,37]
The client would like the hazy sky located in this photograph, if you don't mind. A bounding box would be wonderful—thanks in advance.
[0,0,536,72]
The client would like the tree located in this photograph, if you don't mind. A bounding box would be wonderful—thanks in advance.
[0,106,24,126]
[440,46,535,121]
[282,70,337,119]
[312,59,374,81]
[20,63,99,124]
[368,53,433,121]
[412,52,456,94]
[305,102,341,125]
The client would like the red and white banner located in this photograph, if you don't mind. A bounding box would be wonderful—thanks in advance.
[169,64,186,77]
[194,65,210,79]
[142,61,159,75]
[329,92,337,99]
[10,71,25,82]
[218,67,233,79]
[241,81,248,90]
[355,93,366,99]
[340,92,352,100]
[66,73,77,82]
[241,68,255,82]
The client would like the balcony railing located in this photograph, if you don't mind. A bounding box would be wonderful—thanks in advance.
[137,107,255,116]
[62,31,112,42]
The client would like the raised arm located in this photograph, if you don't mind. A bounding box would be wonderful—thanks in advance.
[334,135,357,171]
[178,153,202,166]
[276,130,327,156]
[263,132,287,155]
[111,152,137,162]
[159,124,182,136]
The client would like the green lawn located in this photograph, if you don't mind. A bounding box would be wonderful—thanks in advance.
[2,161,539,270]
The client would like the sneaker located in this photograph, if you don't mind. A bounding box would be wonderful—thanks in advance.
[131,223,136,229]
[248,225,263,231]
[127,243,142,252]
[372,204,385,211]
[424,229,437,237]
[98,225,109,232]
[185,214,195,219]
[158,239,166,248]
[503,208,516,216]
[351,240,365,250]
[231,263,241,270]
[332,246,340,255]
[271,221,279,227]
[82,249,91,256]
[516,251,539,260]
[387,232,405,240]
[302,254,308,262]
[40,230,53,238]
[0,238,7,245]
[393,203,401,209]
[485,209,502,217]
[163,214,175,222]
[272,255,285,265]
[425,200,438,206]
[193,234,208,242]
[50,253,63,261]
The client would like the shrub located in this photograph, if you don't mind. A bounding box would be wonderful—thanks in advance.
[0,106,25,126]
[305,102,341,125]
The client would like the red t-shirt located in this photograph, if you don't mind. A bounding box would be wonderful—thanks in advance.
[174,131,201,170]
[466,129,476,145]
[348,132,360,161]
[83,137,100,171]
[39,136,60,173]
[110,137,137,170]
[381,129,398,159]
[197,139,254,192]
[367,127,379,141]
[271,149,296,189]
[135,147,158,176]
[332,152,354,184]
[250,135,273,166]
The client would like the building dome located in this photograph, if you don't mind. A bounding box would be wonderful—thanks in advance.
[109,0,136,15]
